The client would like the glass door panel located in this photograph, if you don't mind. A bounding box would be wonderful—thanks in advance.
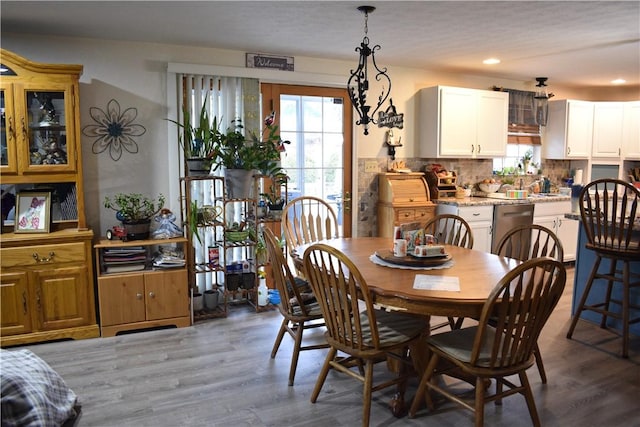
[0,85,17,173]
[25,90,69,168]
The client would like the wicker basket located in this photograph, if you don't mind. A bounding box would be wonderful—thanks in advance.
[225,230,250,242]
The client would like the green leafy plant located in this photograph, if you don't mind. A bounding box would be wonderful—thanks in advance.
[104,193,165,222]
[209,113,289,175]
[259,173,288,208]
[166,97,219,160]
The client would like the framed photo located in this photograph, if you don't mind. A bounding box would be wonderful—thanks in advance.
[14,191,51,233]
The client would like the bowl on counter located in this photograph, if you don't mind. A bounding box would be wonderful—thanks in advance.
[478,182,501,193]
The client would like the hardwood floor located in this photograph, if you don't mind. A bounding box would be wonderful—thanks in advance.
[10,266,640,426]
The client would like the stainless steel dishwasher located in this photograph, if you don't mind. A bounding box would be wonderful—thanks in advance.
[491,203,535,253]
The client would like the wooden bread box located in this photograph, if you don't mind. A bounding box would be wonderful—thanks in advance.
[377,173,436,237]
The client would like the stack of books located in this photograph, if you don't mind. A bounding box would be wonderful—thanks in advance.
[102,247,147,273]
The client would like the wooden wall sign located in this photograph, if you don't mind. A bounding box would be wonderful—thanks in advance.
[377,98,404,129]
[246,53,294,71]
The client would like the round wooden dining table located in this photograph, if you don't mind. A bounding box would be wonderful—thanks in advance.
[295,237,521,319]
[295,237,522,417]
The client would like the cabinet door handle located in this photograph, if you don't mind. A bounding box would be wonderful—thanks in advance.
[8,118,15,139]
[567,146,571,155]
[32,251,55,263]
[149,292,155,298]
[22,291,28,315]
[558,218,562,228]
[36,287,41,311]
[21,117,28,138]
[136,293,143,300]
[477,144,481,154]
[471,144,475,153]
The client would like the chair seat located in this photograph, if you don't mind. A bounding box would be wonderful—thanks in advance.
[289,301,323,317]
[429,326,534,371]
[360,310,428,347]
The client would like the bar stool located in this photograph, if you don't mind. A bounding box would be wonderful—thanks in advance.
[566,179,640,358]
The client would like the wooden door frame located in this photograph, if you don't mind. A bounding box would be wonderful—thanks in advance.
[260,83,353,237]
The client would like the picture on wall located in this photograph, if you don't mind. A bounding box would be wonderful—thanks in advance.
[14,191,51,233]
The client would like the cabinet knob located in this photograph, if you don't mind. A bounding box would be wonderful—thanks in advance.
[149,292,155,298]
[136,293,143,300]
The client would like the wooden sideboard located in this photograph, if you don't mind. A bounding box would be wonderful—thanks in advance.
[377,173,436,237]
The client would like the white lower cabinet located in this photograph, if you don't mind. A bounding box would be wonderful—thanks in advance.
[437,204,493,253]
[533,201,579,262]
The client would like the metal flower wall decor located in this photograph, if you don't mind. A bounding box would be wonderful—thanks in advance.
[82,99,146,161]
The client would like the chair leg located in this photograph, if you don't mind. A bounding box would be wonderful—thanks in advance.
[622,261,630,358]
[311,347,336,403]
[408,353,439,418]
[533,343,547,384]
[288,321,305,386]
[519,371,541,427]
[362,360,374,427]
[270,317,288,358]
[474,376,485,427]
[567,256,602,339]
[600,259,617,329]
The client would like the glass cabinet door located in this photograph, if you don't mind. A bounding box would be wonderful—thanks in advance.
[0,85,18,174]
[23,88,74,171]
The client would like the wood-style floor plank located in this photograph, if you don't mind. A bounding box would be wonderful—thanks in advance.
[9,267,640,426]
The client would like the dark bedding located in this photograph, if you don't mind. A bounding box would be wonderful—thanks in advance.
[1,349,79,427]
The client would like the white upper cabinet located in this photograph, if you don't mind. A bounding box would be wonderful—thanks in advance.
[622,101,640,159]
[544,99,593,159]
[419,86,508,158]
[592,102,624,158]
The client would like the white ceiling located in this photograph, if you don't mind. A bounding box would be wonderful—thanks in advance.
[2,1,639,91]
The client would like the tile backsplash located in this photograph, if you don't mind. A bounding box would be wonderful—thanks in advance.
[356,157,571,237]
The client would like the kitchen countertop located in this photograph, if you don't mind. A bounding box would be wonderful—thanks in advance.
[436,194,571,207]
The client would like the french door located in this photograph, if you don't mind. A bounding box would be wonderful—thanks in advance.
[261,84,353,237]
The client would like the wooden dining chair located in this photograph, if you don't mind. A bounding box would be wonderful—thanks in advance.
[282,196,339,260]
[494,223,564,383]
[409,257,567,427]
[495,223,564,263]
[424,213,474,249]
[566,178,640,358]
[263,227,328,386]
[302,243,429,427]
[424,213,474,331]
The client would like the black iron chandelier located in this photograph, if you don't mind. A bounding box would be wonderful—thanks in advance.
[347,5,391,135]
[534,77,554,126]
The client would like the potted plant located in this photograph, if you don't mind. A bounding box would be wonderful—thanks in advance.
[166,97,220,176]
[260,173,288,219]
[104,192,166,240]
[209,112,290,198]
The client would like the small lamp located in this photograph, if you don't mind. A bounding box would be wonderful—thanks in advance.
[534,77,554,126]
[347,6,391,135]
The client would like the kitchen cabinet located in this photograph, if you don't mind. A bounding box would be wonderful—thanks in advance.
[436,204,493,253]
[592,102,624,158]
[95,237,190,337]
[622,101,640,159]
[533,201,579,262]
[1,232,99,346]
[544,99,593,159]
[377,173,435,237]
[419,86,508,158]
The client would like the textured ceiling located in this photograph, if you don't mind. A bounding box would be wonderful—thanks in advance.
[1,1,639,90]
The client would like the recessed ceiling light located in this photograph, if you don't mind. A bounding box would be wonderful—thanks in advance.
[611,78,626,85]
[483,58,501,65]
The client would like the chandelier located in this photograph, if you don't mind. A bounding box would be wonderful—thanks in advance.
[347,6,391,135]
[534,77,554,126]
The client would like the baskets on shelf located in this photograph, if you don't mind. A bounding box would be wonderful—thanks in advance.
[225,230,250,242]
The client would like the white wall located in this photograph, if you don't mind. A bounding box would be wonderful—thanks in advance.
[2,32,620,235]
